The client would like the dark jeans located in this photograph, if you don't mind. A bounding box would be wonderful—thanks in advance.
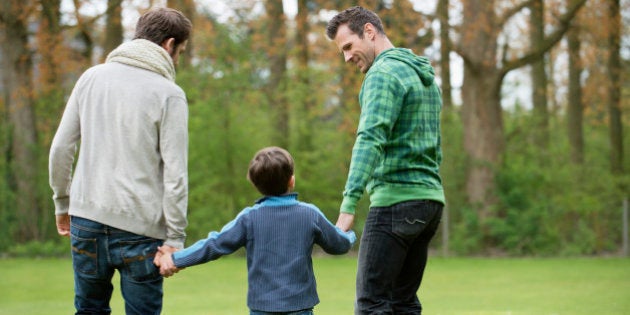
[70,216,163,315]
[250,309,314,315]
[355,200,443,315]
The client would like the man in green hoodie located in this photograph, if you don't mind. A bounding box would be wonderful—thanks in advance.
[327,6,445,314]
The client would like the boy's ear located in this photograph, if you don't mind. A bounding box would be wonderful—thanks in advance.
[288,175,295,190]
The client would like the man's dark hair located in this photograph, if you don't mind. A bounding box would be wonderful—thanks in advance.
[134,7,192,47]
[247,147,294,196]
[326,6,385,40]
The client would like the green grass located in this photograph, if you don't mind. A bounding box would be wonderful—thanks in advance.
[1,256,629,314]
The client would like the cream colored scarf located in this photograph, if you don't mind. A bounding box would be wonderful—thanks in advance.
[106,39,176,82]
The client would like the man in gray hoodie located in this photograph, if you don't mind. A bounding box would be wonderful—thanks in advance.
[49,7,191,315]
[327,6,445,315]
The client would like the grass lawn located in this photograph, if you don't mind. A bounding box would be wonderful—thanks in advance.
[0,256,629,314]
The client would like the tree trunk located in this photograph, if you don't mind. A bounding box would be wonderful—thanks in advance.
[72,0,94,65]
[167,0,195,68]
[461,68,504,217]
[36,0,64,240]
[1,0,41,241]
[459,0,503,217]
[102,0,123,62]
[437,0,452,109]
[296,0,314,151]
[37,0,65,140]
[607,0,623,173]
[530,0,549,149]
[264,0,288,148]
[38,0,62,91]
[567,26,584,165]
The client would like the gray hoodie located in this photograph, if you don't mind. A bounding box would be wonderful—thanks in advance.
[49,40,188,248]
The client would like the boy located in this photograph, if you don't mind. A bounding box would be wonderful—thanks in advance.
[156,146,356,315]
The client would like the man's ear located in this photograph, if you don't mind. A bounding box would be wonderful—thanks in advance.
[161,37,176,54]
[364,23,376,40]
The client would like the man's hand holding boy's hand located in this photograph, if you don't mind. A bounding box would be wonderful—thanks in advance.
[153,244,177,266]
[154,245,181,277]
[336,213,355,232]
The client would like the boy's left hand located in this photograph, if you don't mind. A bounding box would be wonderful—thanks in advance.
[153,244,177,266]
[154,246,181,277]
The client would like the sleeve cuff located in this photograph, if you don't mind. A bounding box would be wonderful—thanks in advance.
[346,230,357,245]
[172,250,184,268]
[340,197,358,215]
[54,198,70,215]
[164,238,185,249]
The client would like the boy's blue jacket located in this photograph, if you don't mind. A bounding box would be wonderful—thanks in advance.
[172,193,356,312]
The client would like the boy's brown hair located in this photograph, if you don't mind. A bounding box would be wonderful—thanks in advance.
[134,7,192,48]
[247,147,294,196]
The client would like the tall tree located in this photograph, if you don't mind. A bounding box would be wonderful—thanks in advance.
[567,25,584,165]
[264,0,289,147]
[167,0,195,68]
[606,0,623,173]
[38,0,63,92]
[102,0,123,62]
[438,0,452,109]
[454,0,586,219]
[0,0,41,241]
[72,0,95,64]
[36,0,65,239]
[376,0,432,50]
[530,0,549,149]
[36,0,70,142]
[295,0,315,151]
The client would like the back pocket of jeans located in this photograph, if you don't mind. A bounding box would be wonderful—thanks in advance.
[71,235,98,275]
[119,238,161,282]
[392,210,427,238]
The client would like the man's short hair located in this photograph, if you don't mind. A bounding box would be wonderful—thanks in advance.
[247,147,294,196]
[134,7,192,47]
[326,6,385,40]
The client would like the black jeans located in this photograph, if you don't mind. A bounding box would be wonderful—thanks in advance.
[355,200,443,315]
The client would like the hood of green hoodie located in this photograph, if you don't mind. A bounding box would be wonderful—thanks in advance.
[374,48,435,87]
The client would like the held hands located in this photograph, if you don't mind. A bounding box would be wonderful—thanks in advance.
[153,245,182,278]
[336,213,355,232]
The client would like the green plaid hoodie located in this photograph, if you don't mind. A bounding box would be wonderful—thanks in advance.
[340,48,445,215]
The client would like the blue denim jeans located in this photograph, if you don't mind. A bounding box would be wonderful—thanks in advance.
[355,200,443,315]
[70,216,163,315]
[250,309,313,315]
